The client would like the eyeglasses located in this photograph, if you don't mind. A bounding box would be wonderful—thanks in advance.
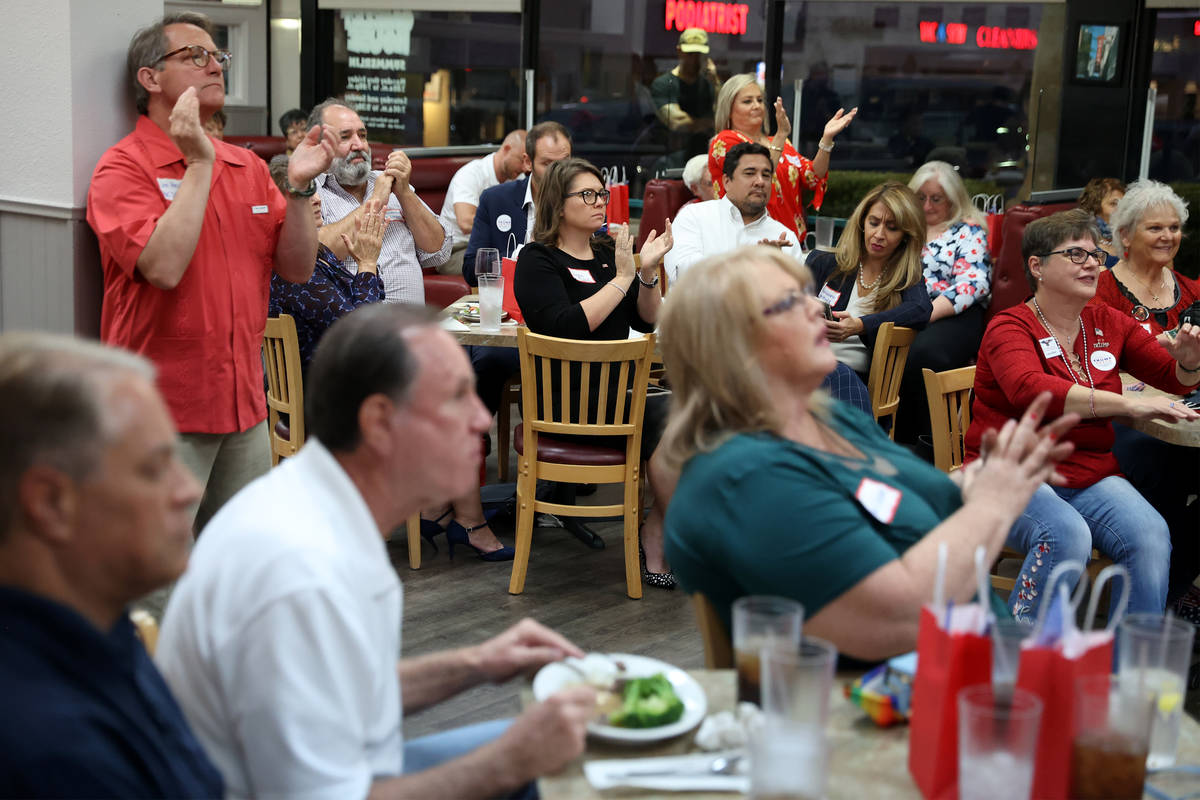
[1038,247,1107,265]
[565,188,611,206]
[917,194,947,206]
[763,288,813,317]
[155,45,232,69]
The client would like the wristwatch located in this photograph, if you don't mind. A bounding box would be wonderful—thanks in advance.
[287,179,317,197]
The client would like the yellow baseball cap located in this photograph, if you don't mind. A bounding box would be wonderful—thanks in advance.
[678,28,710,54]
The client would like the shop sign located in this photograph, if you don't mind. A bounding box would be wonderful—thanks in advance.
[919,20,1037,50]
[342,11,421,140]
[664,0,750,35]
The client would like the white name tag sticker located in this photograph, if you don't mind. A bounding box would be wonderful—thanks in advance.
[817,284,841,306]
[1038,336,1063,359]
[1090,350,1117,371]
[496,213,512,233]
[251,204,269,214]
[855,477,902,525]
[157,177,181,201]
[567,267,596,284]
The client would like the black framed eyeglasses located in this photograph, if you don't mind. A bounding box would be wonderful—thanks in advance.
[1037,247,1106,265]
[156,45,232,69]
[565,188,611,206]
[763,288,812,317]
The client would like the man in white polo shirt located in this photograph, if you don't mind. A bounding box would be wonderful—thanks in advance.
[157,304,594,800]
[664,141,799,283]
[437,130,527,276]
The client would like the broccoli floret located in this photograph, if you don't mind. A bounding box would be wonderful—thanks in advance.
[608,674,685,728]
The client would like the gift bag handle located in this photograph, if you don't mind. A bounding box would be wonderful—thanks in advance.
[1029,559,1088,641]
[1084,563,1131,632]
[933,541,948,608]
[505,232,518,260]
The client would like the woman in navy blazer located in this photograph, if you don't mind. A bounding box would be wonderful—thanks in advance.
[806,182,932,378]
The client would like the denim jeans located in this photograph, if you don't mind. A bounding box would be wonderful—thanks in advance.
[1005,478,1171,622]
[404,718,537,799]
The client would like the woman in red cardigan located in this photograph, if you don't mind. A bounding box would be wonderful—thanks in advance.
[965,209,1200,622]
[707,74,856,241]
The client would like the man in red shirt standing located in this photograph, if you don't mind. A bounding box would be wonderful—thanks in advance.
[87,11,336,532]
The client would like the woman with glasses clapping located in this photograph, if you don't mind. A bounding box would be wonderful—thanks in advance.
[514,158,677,588]
[965,209,1200,622]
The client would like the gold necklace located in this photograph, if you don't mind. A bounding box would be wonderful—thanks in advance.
[1121,264,1168,306]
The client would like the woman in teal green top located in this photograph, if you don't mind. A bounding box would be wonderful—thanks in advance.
[655,245,1077,660]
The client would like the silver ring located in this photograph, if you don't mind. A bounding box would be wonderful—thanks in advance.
[1171,402,1176,408]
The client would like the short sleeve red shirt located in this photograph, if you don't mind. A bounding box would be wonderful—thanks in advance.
[87,117,287,434]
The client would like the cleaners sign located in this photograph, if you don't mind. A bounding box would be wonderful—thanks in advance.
[664,1,750,35]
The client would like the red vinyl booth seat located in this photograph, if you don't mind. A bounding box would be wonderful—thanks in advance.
[986,201,1077,323]
[638,178,695,251]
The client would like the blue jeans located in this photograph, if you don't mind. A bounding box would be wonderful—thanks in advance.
[821,361,872,417]
[404,718,537,799]
[1006,478,1171,622]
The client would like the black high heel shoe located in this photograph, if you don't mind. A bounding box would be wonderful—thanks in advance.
[419,509,453,554]
[446,519,515,562]
[640,546,677,590]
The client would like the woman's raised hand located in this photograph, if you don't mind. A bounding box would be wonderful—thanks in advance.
[822,107,859,142]
[611,223,636,280]
[639,217,673,269]
[960,392,1077,507]
[773,97,791,139]
[342,198,388,268]
[1163,322,1200,374]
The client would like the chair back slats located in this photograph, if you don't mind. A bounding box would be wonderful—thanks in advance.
[595,361,611,423]
[613,360,630,424]
[262,315,304,465]
[578,360,591,423]
[867,322,917,439]
[922,365,976,473]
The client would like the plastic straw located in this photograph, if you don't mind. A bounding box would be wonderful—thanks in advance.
[1158,609,1174,671]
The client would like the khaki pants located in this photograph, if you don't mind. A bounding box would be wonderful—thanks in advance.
[437,240,468,276]
[178,419,270,535]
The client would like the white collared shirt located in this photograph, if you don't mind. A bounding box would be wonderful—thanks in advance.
[157,440,403,800]
[438,153,500,245]
[317,171,452,305]
[523,179,536,245]
[664,196,801,284]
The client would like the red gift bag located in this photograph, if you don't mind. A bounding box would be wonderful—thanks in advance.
[607,181,630,226]
[500,256,523,324]
[1015,563,1129,800]
[908,605,992,799]
[973,193,1004,260]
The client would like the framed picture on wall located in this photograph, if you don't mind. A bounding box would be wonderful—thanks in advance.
[1073,23,1123,85]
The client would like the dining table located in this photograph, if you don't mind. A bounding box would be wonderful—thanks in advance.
[1121,372,1200,447]
[525,668,1200,800]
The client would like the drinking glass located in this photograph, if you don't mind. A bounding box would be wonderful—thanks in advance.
[749,637,837,800]
[477,274,504,333]
[1072,674,1154,800]
[474,247,501,280]
[1118,613,1195,768]
[731,595,803,706]
[815,216,835,249]
[957,685,1042,800]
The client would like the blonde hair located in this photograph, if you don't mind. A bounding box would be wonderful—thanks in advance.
[657,246,831,473]
[831,182,927,314]
[714,74,761,134]
[907,161,984,228]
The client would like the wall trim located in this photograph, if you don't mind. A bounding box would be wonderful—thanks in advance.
[0,197,86,221]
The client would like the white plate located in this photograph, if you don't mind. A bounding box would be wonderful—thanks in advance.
[532,653,707,744]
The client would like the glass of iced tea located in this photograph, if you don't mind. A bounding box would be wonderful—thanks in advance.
[1072,674,1155,800]
[732,595,803,706]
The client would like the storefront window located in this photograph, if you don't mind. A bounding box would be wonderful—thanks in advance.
[1147,10,1199,185]
[328,10,521,147]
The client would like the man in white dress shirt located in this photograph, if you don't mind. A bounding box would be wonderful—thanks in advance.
[157,304,594,800]
[664,141,799,283]
[437,130,527,276]
[312,98,452,305]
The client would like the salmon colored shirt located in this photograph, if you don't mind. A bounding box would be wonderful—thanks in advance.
[87,116,286,434]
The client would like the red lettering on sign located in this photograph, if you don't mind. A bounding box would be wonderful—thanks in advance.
[946,23,967,44]
[919,20,938,43]
[663,1,749,34]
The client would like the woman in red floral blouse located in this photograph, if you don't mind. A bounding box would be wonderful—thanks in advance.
[708,74,856,240]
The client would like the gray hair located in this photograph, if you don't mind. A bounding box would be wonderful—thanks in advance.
[0,333,155,540]
[268,154,290,194]
[682,153,709,194]
[1109,179,1189,242]
[127,11,214,115]
[714,74,760,133]
[308,97,356,132]
[908,160,985,228]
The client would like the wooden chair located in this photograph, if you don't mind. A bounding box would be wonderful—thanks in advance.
[263,315,304,466]
[130,609,159,657]
[867,323,916,438]
[691,594,733,669]
[922,366,976,473]
[509,329,656,598]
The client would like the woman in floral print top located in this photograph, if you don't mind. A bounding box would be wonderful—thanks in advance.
[707,74,856,240]
[892,161,993,442]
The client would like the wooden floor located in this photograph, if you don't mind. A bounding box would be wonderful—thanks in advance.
[389,482,702,738]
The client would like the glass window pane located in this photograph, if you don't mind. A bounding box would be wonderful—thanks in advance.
[1148,10,1200,184]
[329,10,521,146]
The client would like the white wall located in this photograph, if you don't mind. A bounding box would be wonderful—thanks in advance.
[271,0,302,132]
